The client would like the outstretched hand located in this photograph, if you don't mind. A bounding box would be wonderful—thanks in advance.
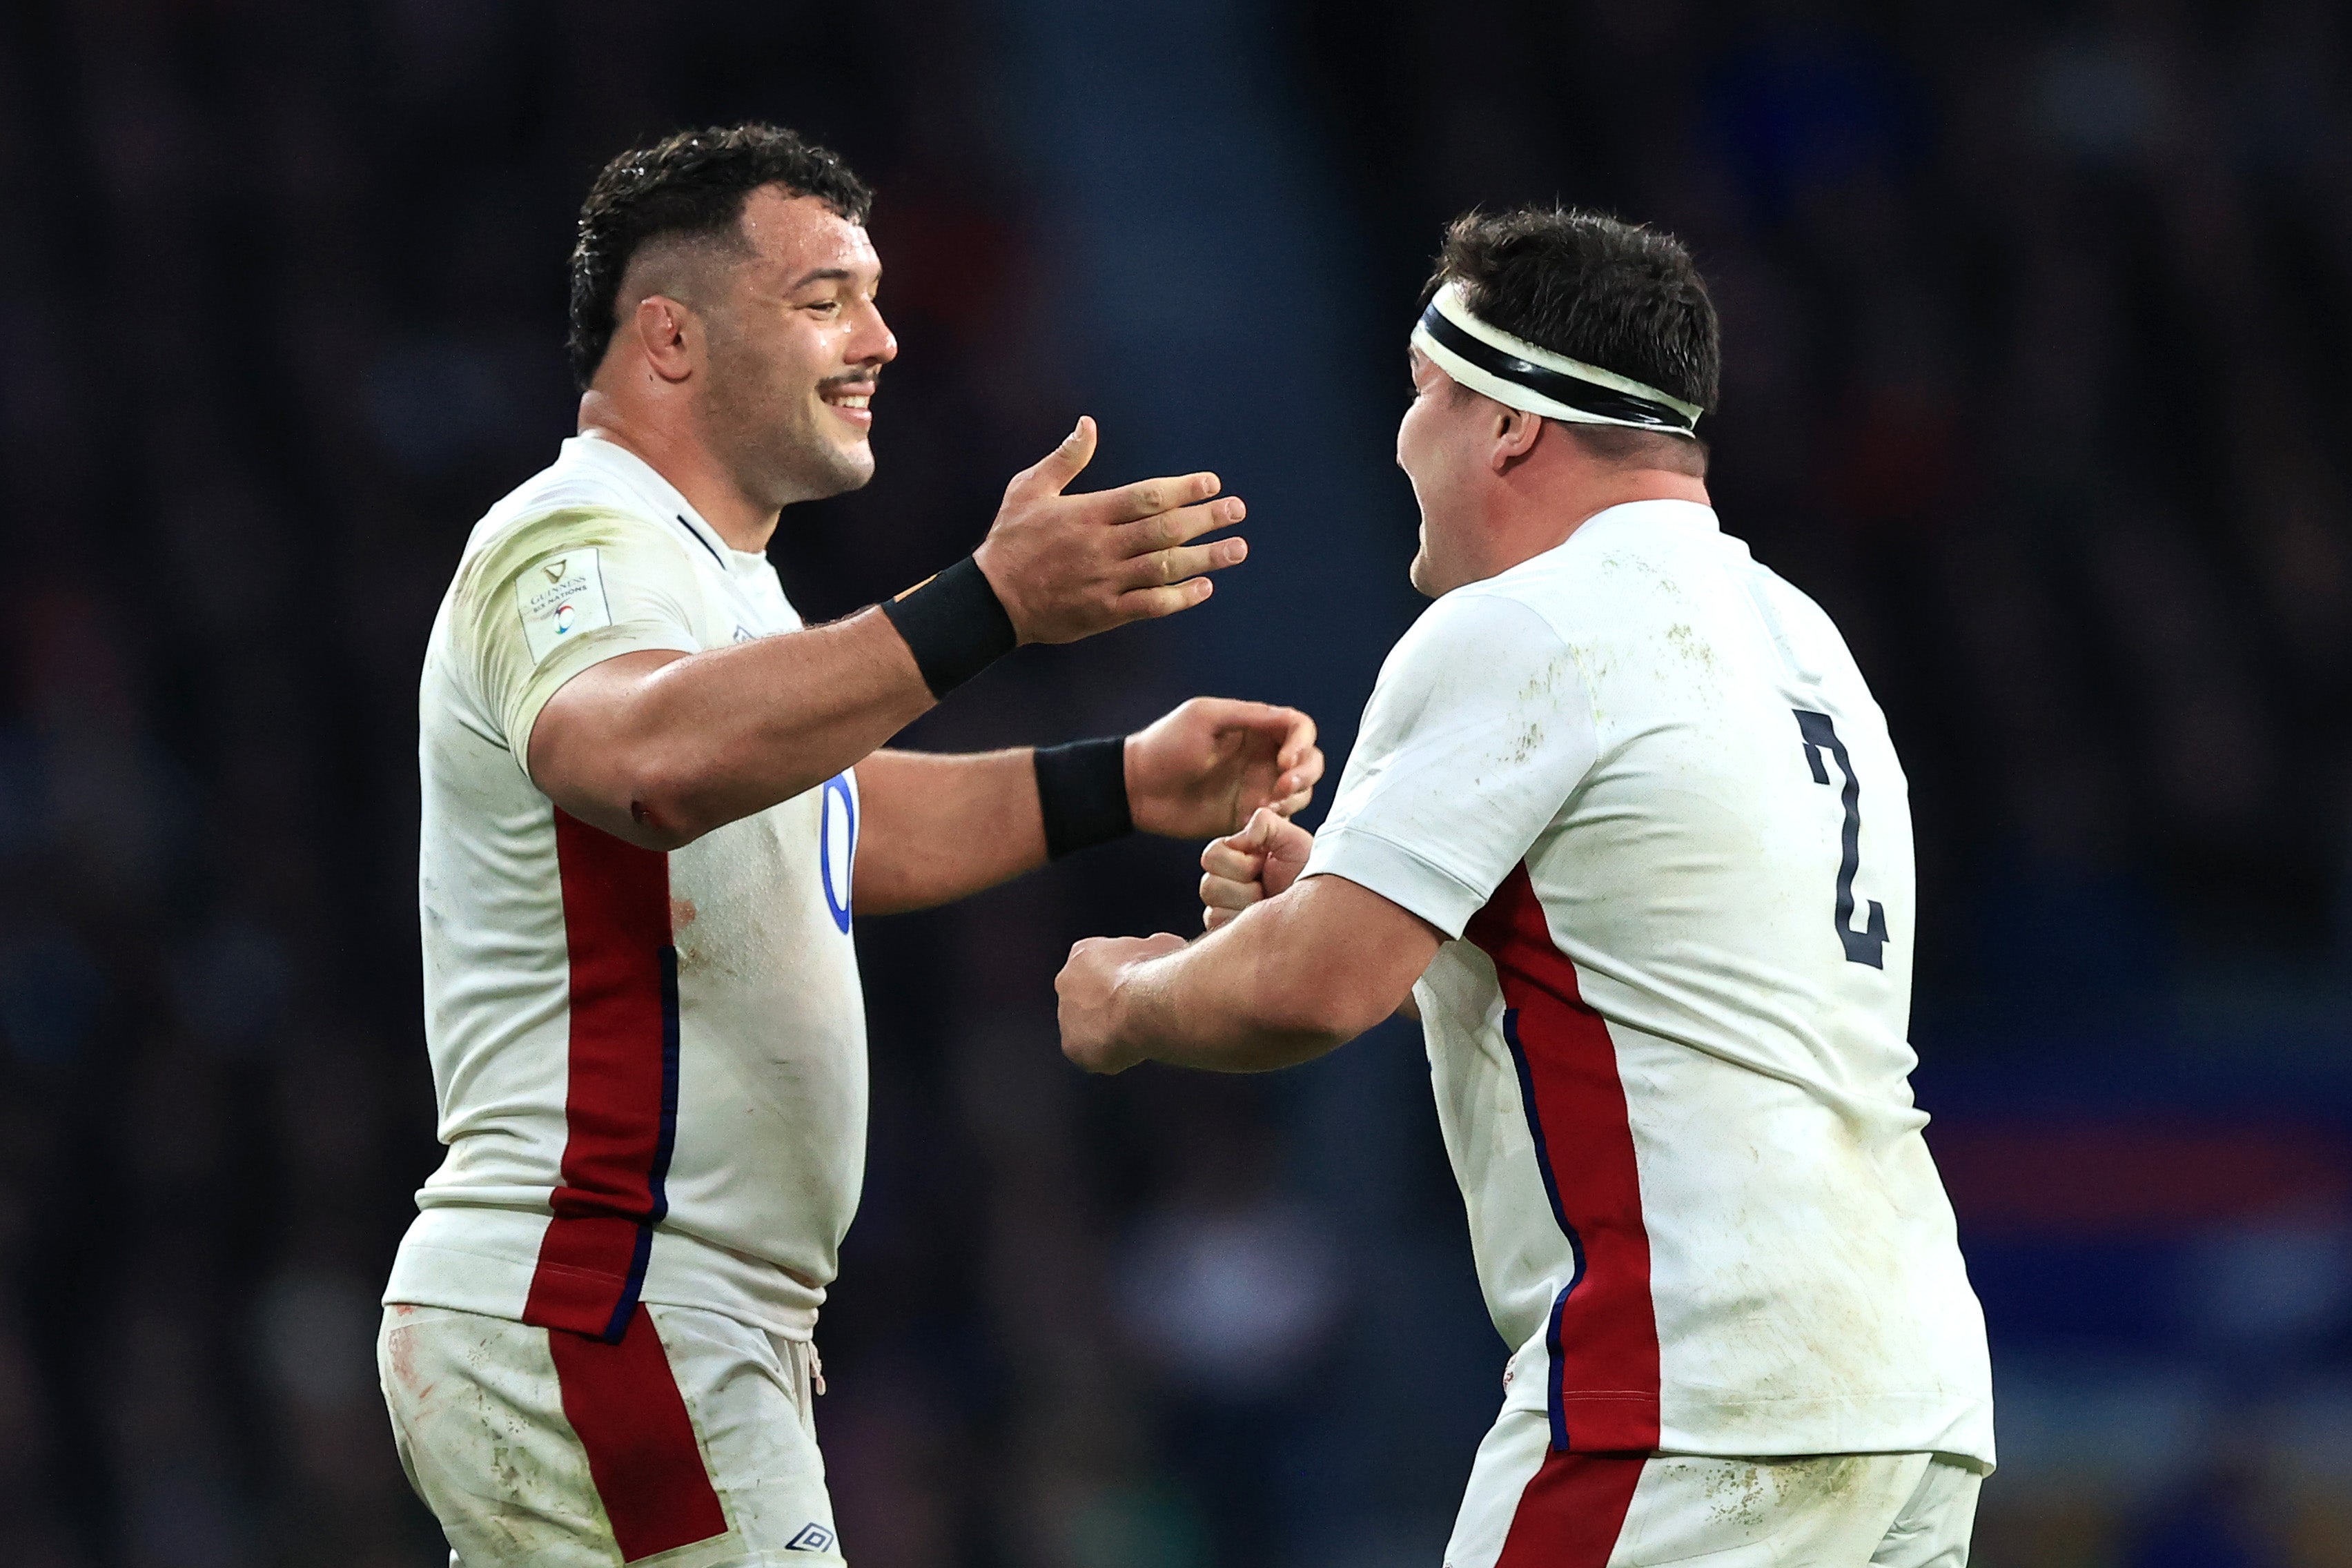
[1125,699,1323,840]
[1199,807,1314,931]
[973,417,1249,645]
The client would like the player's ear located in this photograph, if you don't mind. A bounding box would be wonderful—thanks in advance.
[1491,405,1543,471]
[634,295,699,384]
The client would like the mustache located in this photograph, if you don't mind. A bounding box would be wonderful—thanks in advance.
[819,368,882,393]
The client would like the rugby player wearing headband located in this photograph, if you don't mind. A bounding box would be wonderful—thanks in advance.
[380,124,1324,1567]
[1058,208,1994,1565]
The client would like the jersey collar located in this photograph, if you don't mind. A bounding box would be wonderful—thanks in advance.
[1483,500,1723,591]
[562,433,741,569]
[1577,498,1721,538]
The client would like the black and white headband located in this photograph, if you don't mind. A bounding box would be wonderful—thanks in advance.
[1412,281,1703,438]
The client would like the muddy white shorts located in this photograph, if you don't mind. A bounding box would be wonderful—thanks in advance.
[379,1301,843,1567]
[1446,1401,1983,1568]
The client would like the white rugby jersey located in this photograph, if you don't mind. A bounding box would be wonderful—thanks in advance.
[386,433,865,1344]
[1304,500,1993,1465]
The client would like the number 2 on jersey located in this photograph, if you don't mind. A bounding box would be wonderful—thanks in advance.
[1792,709,1888,969]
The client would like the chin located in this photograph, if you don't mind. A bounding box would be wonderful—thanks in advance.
[791,441,876,502]
[830,443,876,493]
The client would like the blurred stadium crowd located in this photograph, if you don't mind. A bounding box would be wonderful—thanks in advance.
[0,1,2348,1565]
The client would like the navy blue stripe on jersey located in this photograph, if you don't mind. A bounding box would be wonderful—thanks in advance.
[1542,1284,1574,1453]
[1505,1009,1579,1246]
[597,943,682,1342]
[674,514,726,567]
[606,1224,656,1343]
[1508,1007,1589,1453]
[651,943,682,1227]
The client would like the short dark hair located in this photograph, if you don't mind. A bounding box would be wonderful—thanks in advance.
[1426,206,1719,466]
[567,124,874,389]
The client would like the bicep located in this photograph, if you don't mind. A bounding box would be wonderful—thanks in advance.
[525,649,690,843]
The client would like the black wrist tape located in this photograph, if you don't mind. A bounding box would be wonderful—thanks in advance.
[1035,736,1133,860]
[879,556,1019,698]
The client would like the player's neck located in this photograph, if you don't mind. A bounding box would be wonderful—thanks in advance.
[1483,465,1711,576]
[576,394,781,554]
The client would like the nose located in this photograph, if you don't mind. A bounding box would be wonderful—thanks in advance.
[853,300,898,368]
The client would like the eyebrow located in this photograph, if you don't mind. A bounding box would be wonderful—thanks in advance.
[786,266,857,291]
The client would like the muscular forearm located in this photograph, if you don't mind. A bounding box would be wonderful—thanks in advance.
[531,609,932,848]
[1113,877,1439,1072]
[853,747,1048,913]
[1120,931,1355,1072]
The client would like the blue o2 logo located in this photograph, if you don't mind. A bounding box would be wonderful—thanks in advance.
[819,774,856,934]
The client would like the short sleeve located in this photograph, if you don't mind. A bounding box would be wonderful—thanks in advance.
[451,507,705,773]
[1302,589,1598,939]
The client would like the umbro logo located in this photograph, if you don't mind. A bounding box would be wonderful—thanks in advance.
[786,1523,836,1553]
[543,559,567,583]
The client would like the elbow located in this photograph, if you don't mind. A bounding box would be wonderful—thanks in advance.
[625,794,710,853]
[620,810,699,854]
[1202,879,1436,1063]
[1228,907,1419,1055]
[1324,990,1404,1043]
[533,712,707,850]
[607,757,714,852]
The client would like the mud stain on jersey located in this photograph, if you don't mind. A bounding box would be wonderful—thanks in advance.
[1796,1454,1872,1509]
[1509,651,1578,762]
[1700,1458,1772,1527]
[1664,622,1718,673]
[1697,1453,1870,1532]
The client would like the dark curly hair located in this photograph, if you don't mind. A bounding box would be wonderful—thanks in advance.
[567,124,874,389]
[1427,206,1720,421]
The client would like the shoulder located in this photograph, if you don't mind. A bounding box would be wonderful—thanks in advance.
[1478,504,1781,688]
[1356,587,1588,753]
[453,503,694,609]
[1740,556,1854,661]
[458,436,703,581]
[1382,581,1573,692]
[1498,503,1727,621]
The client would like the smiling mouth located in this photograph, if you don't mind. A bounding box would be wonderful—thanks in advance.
[820,379,875,420]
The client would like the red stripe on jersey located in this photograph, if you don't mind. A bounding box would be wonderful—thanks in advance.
[525,809,680,1343]
[1466,863,1662,1452]
[1494,1449,1645,1568]
[547,1304,729,1560]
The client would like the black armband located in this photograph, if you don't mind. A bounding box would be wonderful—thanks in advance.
[1035,736,1133,859]
[879,556,1019,698]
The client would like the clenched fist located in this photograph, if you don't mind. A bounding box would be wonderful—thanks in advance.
[1127,701,1322,841]
[1198,807,1315,930]
[1056,932,1186,1075]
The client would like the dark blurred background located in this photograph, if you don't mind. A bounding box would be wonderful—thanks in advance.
[2,1,2349,1565]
